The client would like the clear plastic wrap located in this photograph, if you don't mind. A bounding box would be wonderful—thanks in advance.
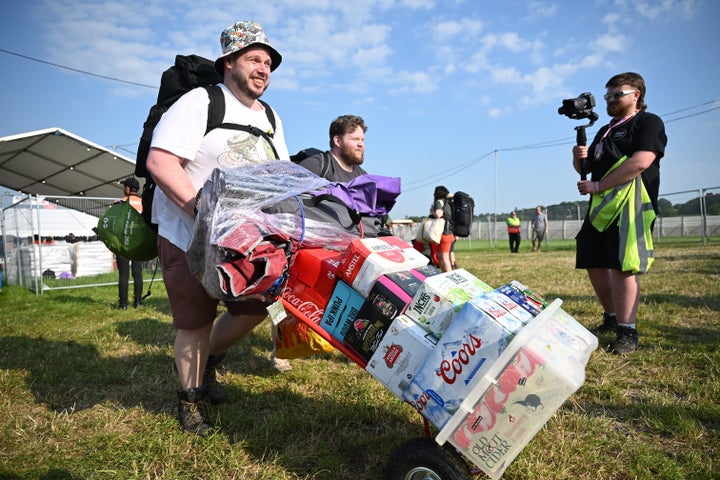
[187,161,363,301]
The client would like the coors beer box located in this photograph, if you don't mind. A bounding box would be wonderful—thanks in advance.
[405,269,493,338]
[337,236,428,297]
[403,298,515,429]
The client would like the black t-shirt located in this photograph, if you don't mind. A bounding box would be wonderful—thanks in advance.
[588,111,667,210]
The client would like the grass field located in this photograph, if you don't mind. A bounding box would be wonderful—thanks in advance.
[0,242,718,480]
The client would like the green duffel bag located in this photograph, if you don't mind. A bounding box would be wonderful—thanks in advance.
[97,201,158,261]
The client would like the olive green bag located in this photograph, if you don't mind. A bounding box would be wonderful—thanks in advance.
[97,201,158,261]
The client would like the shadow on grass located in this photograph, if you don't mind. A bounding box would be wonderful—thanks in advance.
[0,318,421,479]
[0,469,80,480]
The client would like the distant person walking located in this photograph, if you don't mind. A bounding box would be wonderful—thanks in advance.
[530,206,548,252]
[506,211,521,253]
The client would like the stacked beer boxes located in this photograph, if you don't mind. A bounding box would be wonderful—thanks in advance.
[283,237,597,478]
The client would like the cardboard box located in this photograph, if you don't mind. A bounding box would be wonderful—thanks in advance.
[321,280,365,341]
[484,289,534,325]
[365,315,438,399]
[338,236,429,296]
[281,248,342,325]
[405,269,493,337]
[469,293,525,334]
[411,264,442,280]
[403,299,514,428]
[494,283,544,317]
[344,270,429,362]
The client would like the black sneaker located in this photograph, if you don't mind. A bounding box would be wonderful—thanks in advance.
[177,387,213,436]
[591,312,618,336]
[204,353,228,405]
[612,326,639,355]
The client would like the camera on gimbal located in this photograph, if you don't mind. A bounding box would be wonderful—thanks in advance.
[558,91,599,180]
[557,92,596,120]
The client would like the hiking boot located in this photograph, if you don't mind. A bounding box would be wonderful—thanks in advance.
[177,386,213,436]
[204,352,228,405]
[612,326,639,355]
[591,312,618,336]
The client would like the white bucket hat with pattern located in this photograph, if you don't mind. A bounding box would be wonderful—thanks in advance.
[214,20,282,75]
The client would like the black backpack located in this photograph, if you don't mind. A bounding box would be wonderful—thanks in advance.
[451,191,474,237]
[290,148,331,178]
[134,54,278,227]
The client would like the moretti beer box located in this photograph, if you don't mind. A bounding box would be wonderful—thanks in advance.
[338,236,428,297]
[281,248,342,325]
[365,315,438,399]
[403,298,515,429]
[405,269,493,338]
[321,280,365,342]
[436,300,598,480]
[343,271,426,362]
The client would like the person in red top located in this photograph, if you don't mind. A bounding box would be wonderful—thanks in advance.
[116,177,144,309]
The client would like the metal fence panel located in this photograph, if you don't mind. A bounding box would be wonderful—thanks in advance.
[2,194,161,294]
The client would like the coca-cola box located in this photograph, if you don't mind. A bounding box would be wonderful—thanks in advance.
[405,269,493,338]
[403,298,514,429]
[281,248,342,325]
[321,280,365,342]
[338,236,428,296]
[365,315,438,399]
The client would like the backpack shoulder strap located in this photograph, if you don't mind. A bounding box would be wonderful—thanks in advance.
[204,84,225,134]
[202,85,279,159]
[258,99,276,132]
[320,151,331,178]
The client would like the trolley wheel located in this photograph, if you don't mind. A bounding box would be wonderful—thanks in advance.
[385,437,473,480]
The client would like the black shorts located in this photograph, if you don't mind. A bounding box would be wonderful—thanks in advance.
[575,220,622,270]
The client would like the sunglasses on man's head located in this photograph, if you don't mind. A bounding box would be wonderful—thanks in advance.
[603,90,637,101]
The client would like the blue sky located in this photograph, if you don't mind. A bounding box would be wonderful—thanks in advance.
[1,0,719,219]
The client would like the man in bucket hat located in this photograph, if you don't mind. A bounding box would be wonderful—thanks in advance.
[146,20,290,436]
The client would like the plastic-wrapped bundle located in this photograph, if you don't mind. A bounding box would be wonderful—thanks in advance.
[187,161,365,301]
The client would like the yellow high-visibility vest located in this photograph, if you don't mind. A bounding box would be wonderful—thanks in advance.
[588,156,656,274]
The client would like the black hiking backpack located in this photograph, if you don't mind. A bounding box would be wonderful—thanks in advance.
[134,54,278,228]
[451,191,474,237]
[289,148,332,178]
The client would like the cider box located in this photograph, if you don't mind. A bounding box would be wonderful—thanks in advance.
[405,269,493,338]
[320,280,365,342]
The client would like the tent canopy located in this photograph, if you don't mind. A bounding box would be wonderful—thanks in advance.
[0,127,139,200]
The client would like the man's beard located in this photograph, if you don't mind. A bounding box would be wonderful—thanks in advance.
[231,71,267,100]
[606,102,628,118]
[340,144,364,165]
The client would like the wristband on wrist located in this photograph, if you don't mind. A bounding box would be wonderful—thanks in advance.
[594,181,600,193]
